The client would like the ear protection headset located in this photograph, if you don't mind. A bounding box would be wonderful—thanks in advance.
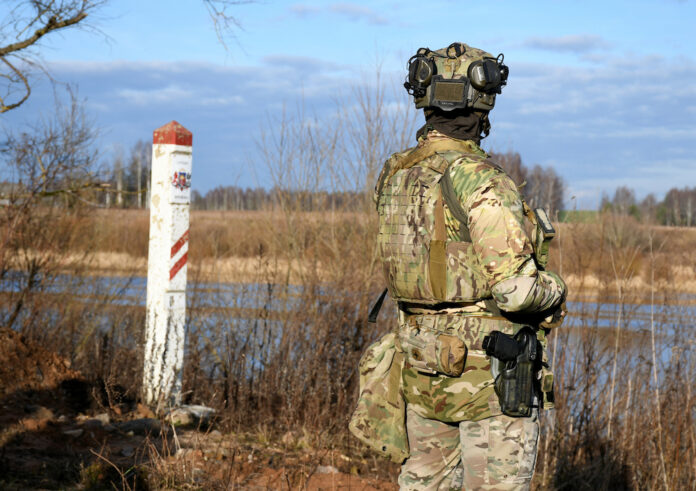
[404,43,509,112]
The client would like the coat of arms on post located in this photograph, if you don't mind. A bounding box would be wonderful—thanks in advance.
[172,171,192,191]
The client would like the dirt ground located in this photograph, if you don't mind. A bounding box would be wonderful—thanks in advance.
[0,327,398,490]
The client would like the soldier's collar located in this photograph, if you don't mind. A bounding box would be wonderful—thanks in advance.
[418,129,486,157]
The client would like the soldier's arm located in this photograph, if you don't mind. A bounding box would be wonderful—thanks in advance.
[450,164,566,313]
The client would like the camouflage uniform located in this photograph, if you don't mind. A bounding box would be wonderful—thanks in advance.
[373,130,566,490]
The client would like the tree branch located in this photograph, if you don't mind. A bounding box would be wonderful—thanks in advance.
[0,11,88,57]
[0,56,31,112]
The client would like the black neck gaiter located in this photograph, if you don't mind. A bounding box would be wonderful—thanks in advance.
[423,108,487,144]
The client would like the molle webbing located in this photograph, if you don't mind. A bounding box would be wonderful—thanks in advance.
[376,139,494,304]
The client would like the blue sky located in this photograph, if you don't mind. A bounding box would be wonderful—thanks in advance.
[2,0,695,208]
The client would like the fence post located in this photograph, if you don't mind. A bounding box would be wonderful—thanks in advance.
[143,120,192,411]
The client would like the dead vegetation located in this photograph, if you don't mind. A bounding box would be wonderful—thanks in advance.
[1,205,695,489]
[2,80,695,489]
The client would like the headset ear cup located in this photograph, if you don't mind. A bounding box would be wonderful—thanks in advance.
[499,64,509,85]
[468,60,486,90]
[413,57,434,84]
[406,55,435,98]
[468,59,505,93]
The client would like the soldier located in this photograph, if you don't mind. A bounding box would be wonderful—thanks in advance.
[352,42,567,490]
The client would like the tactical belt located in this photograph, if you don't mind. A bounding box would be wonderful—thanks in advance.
[397,300,481,314]
[400,309,521,352]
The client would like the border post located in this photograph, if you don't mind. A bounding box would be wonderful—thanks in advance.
[143,121,193,410]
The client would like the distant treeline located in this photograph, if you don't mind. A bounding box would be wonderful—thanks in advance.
[191,187,367,212]
[189,150,566,216]
[95,142,694,227]
[602,185,696,226]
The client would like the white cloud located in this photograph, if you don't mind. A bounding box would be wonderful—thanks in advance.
[287,2,389,25]
[116,85,192,105]
[200,95,244,106]
[489,52,696,205]
[523,35,611,53]
[329,3,388,25]
[288,4,321,16]
[8,54,696,206]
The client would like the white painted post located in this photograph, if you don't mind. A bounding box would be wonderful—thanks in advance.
[143,121,193,411]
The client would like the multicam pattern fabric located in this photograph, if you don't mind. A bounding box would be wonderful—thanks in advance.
[375,132,566,313]
[447,160,533,287]
[492,269,566,313]
[397,312,522,423]
[376,143,493,304]
[398,407,540,490]
[363,131,566,488]
[349,333,409,463]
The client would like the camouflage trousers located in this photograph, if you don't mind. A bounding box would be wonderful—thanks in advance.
[398,406,540,491]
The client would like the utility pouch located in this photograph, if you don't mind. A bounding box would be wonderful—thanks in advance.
[398,326,467,377]
[483,327,539,418]
[349,333,409,463]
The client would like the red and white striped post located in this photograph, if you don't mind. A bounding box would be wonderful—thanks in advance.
[143,121,192,410]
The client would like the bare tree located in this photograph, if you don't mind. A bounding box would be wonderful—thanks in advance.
[202,0,255,50]
[1,90,100,329]
[612,186,636,215]
[3,89,99,198]
[640,193,657,223]
[490,151,565,216]
[0,1,106,113]
[0,1,251,113]
[490,151,526,187]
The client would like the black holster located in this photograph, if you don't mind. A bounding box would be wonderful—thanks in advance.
[483,327,540,418]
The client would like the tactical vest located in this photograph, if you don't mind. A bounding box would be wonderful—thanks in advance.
[376,139,497,305]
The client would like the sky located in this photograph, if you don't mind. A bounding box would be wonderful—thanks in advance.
[2,0,695,208]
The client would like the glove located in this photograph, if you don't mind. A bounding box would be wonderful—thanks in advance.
[539,301,567,329]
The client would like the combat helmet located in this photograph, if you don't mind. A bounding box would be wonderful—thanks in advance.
[404,42,508,113]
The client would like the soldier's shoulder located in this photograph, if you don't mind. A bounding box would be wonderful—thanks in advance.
[447,152,510,197]
[381,146,418,174]
[374,146,419,203]
[447,152,505,175]
[392,145,419,161]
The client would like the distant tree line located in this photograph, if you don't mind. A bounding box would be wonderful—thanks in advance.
[98,146,565,214]
[189,151,565,214]
[100,141,152,208]
[191,186,367,212]
[602,185,696,226]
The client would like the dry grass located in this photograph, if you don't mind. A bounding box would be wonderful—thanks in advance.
[2,206,696,489]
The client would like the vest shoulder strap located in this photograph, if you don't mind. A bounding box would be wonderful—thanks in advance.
[375,139,485,201]
[440,164,472,243]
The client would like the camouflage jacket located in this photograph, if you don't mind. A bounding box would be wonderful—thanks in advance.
[375,131,565,314]
[373,131,566,423]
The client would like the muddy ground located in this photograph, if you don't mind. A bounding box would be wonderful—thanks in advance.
[0,327,398,490]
